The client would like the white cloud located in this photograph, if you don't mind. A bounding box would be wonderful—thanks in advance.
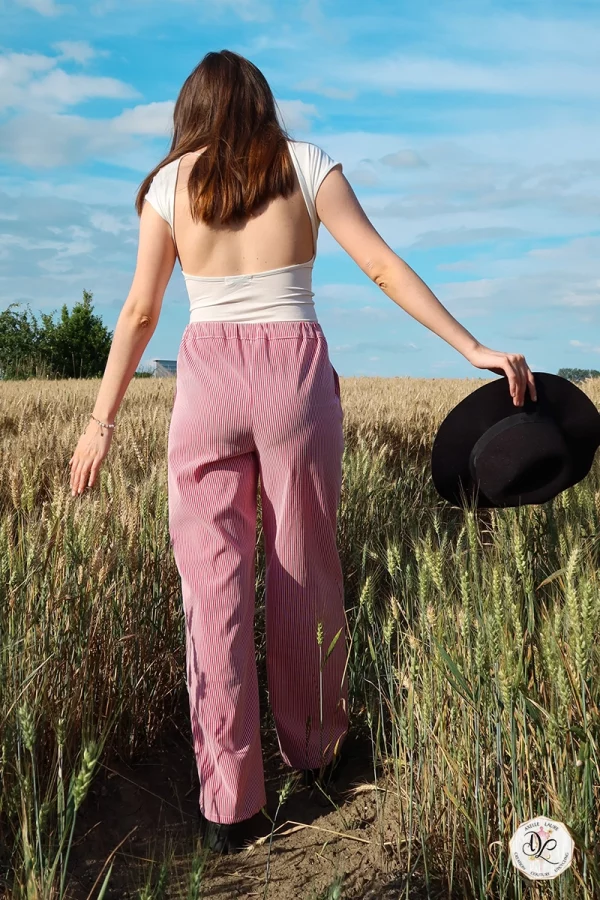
[0,47,168,167]
[560,286,600,308]
[0,93,318,168]
[307,129,600,286]
[0,112,139,167]
[380,149,427,168]
[330,340,421,354]
[213,0,271,19]
[436,278,499,302]
[317,283,380,304]
[15,0,69,15]
[357,304,394,320]
[88,0,271,18]
[89,211,134,235]
[0,189,161,314]
[0,49,139,115]
[52,40,106,65]
[439,13,600,63]
[0,52,57,110]
[1,225,95,275]
[276,99,320,132]
[431,360,459,370]
[316,14,600,102]
[526,236,600,262]
[28,70,138,111]
[241,34,300,53]
[410,227,527,250]
[436,261,477,272]
[423,236,600,331]
[173,0,271,21]
[346,166,379,187]
[568,340,600,353]
[112,101,175,136]
[294,77,356,101]
[301,0,325,30]
[335,56,600,98]
[432,268,600,322]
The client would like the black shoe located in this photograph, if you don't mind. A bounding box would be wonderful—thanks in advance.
[300,743,349,789]
[197,808,270,855]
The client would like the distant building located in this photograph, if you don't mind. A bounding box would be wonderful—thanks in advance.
[150,359,177,377]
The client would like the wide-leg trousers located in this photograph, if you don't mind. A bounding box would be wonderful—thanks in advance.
[167,320,350,825]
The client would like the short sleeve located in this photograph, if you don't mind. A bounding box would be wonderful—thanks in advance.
[307,142,342,197]
[286,139,343,252]
[144,167,171,224]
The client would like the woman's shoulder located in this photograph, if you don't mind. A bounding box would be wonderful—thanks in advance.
[145,158,180,223]
[288,138,329,157]
[287,139,341,192]
[147,159,179,197]
[154,150,208,186]
[288,138,339,168]
[155,158,180,181]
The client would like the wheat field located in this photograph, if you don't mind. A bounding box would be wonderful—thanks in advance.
[1,374,600,899]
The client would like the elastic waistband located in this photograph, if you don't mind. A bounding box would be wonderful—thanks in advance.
[183,321,325,340]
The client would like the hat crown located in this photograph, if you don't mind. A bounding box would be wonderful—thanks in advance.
[470,411,572,505]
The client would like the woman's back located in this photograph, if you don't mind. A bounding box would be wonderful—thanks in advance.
[144,139,343,323]
[173,142,336,278]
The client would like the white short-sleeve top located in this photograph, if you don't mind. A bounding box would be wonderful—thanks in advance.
[144,139,342,323]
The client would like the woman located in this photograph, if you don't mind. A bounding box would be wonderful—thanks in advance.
[68,50,536,854]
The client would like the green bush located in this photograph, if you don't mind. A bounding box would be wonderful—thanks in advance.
[0,290,113,380]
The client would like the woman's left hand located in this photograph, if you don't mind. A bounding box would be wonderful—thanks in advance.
[69,417,115,496]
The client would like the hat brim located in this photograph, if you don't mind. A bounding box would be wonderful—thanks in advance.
[431,372,600,508]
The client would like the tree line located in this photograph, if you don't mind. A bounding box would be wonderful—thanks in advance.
[0,291,152,379]
[1,294,599,382]
[556,368,600,383]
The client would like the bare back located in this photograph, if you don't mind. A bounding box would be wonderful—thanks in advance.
[172,149,323,277]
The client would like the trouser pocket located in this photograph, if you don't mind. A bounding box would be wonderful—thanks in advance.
[331,364,340,398]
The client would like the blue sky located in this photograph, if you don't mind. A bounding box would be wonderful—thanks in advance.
[1,0,600,379]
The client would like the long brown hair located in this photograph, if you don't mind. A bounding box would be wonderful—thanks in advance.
[134,50,297,227]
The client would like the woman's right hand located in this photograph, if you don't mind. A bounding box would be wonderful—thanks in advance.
[464,344,537,406]
[69,416,114,496]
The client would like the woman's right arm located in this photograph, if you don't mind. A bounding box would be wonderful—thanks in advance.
[316,168,536,406]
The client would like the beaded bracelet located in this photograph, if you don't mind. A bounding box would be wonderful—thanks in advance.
[90,414,116,435]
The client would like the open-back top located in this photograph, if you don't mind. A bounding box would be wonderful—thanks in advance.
[144,139,342,323]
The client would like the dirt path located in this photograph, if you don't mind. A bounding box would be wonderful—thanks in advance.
[66,719,449,899]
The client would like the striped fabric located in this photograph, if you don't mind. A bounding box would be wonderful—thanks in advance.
[167,320,349,824]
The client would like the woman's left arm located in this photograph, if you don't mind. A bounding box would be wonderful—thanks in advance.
[69,202,176,496]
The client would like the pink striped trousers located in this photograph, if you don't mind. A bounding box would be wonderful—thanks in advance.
[167,320,350,825]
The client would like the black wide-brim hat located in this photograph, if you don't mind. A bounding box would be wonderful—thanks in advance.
[431,372,600,509]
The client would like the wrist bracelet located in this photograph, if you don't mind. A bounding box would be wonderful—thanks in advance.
[90,414,116,433]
